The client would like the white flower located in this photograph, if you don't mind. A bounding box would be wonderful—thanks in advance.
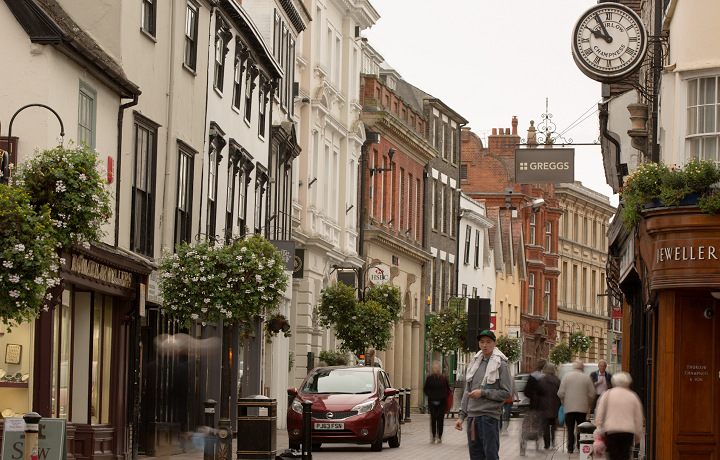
[8,274,19,283]
[34,277,44,285]
[255,275,262,283]
[236,255,243,260]
[226,311,232,318]
[258,287,265,292]
[261,295,268,300]
[191,314,199,320]
[241,277,245,282]
[258,265,264,270]
[268,259,275,267]
[55,180,66,192]
[204,298,211,304]
[79,173,87,180]
[240,247,247,252]
[201,307,208,313]
[3,261,13,268]
[9,290,20,298]
[14,244,25,252]
[245,290,251,294]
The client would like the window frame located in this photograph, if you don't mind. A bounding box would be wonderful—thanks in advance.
[175,141,196,247]
[78,81,96,149]
[685,75,720,165]
[528,273,535,315]
[464,225,472,264]
[131,114,159,257]
[141,0,157,37]
[184,2,199,71]
[474,229,480,267]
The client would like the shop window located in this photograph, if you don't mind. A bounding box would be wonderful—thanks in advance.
[0,316,35,418]
[50,284,114,424]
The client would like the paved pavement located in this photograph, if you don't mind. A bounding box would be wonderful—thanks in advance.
[141,414,583,460]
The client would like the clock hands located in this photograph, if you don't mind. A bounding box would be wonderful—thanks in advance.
[585,26,606,40]
[593,13,613,43]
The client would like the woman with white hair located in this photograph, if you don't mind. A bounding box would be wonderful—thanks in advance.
[594,372,644,460]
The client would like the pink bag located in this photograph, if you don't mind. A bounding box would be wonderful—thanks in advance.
[593,431,606,457]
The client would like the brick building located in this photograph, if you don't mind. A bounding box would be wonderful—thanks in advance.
[462,118,562,372]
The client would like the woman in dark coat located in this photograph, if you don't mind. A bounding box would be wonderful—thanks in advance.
[536,362,562,449]
[423,361,450,443]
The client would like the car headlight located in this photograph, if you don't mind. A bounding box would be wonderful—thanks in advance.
[351,400,376,415]
[291,399,303,414]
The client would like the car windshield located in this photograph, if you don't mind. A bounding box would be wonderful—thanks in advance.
[515,380,527,392]
[301,368,376,394]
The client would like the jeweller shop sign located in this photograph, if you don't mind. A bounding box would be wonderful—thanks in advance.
[514,148,575,184]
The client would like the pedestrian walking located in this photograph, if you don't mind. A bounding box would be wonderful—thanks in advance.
[499,377,517,436]
[536,362,561,450]
[523,360,546,411]
[590,359,613,414]
[594,372,644,460]
[454,330,512,460]
[424,360,451,443]
[557,361,595,453]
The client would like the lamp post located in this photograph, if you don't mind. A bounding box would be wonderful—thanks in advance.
[1,104,65,185]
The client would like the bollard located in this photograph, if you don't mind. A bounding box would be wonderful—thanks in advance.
[301,400,313,460]
[398,388,405,424]
[23,412,42,460]
[203,399,217,460]
[577,421,596,460]
[404,388,412,422]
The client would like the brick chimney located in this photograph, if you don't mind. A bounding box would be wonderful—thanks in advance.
[512,116,518,135]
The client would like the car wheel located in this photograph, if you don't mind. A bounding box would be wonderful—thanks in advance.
[388,423,401,448]
[289,442,300,450]
[312,443,321,451]
[370,419,384,452]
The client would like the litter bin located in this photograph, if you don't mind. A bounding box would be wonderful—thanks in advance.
[237,396,277,460]
[577,421,596,460]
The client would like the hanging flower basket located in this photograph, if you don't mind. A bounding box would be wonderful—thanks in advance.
[265,312,291,342]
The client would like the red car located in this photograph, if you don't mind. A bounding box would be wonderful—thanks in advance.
[287,365,402,451]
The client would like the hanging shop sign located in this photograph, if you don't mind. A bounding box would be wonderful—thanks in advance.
[293,248,306,279]
[146,272,163,304]
[70,254,132,288]
[368,264,390,286]
[514,148,574,184]
[270,240,296,272]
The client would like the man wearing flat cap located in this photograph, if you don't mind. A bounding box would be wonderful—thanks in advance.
[455,330,512,460]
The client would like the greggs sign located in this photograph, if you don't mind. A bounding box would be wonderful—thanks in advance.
[515,148,575,184]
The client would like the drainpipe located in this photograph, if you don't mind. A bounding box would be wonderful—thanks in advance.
[115,94,140,247]
[162,0,178,252]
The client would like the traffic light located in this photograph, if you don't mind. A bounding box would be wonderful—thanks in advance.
[467,298,491,352]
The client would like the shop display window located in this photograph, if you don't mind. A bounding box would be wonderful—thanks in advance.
[0,316,34,418]
[50,283,115,425]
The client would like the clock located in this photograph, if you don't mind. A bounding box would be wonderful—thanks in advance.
[571,3,648,83]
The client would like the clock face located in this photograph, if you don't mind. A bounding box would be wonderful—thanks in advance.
[571,3,648,82]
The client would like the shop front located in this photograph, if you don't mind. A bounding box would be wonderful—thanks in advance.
[637,207,720,459]
[0,244,152,460]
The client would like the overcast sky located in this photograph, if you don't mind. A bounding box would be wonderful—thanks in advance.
[364,0,618,206]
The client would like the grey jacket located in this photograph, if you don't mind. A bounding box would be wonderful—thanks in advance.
[557,369,595,414]
[459,357,512,421]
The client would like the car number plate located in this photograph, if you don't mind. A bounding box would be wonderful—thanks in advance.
[314,422,344,430]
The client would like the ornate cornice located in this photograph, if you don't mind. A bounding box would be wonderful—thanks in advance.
[361,110,436,164]
[364,229,432,264]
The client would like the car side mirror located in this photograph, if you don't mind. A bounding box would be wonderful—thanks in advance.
[384,388,397,398]
[287,388,298,396]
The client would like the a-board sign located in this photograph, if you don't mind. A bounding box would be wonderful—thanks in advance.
[1,418,67,460]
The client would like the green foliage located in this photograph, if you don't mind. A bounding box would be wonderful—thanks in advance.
[549,342,573,366]
[265,311,291,342]
[288,351,295,372]
[158,234,289,331]
[621,159,720,228]
[0,184,59,329]
[316,282,402,354]
[568,330,592,355]
[16,143,112,249]
[318,350,347,366]
[427,306,468,355]
[496,336,522,363]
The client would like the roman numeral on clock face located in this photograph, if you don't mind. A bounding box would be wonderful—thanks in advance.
[626,48,636,56]
[594,56,601,65]
[583,48,593,57]
[606,12,612,20]
[582,38,589,43]
[606,60,612,67]
[629,36,637,42]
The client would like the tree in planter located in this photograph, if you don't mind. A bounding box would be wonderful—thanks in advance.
[496,336,522,363]
[318,350,347,366]
[549,342,573,366]
[316,282,402,356]
[568,330,592,357]
[158,233,289,332]
[427,306,468,356]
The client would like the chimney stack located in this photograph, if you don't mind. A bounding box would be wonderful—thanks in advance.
[512,116,518,135]
[492,128,497,135]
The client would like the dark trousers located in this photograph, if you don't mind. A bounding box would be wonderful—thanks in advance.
[564,412,586,452]
[606,432,635,460]
[466,415,500,460]
[429,401,446,439]
[499,402,512,430]
[542,417,556,448]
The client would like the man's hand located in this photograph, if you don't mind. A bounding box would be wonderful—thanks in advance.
[455,419,464,431]
[468,389,483,399]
